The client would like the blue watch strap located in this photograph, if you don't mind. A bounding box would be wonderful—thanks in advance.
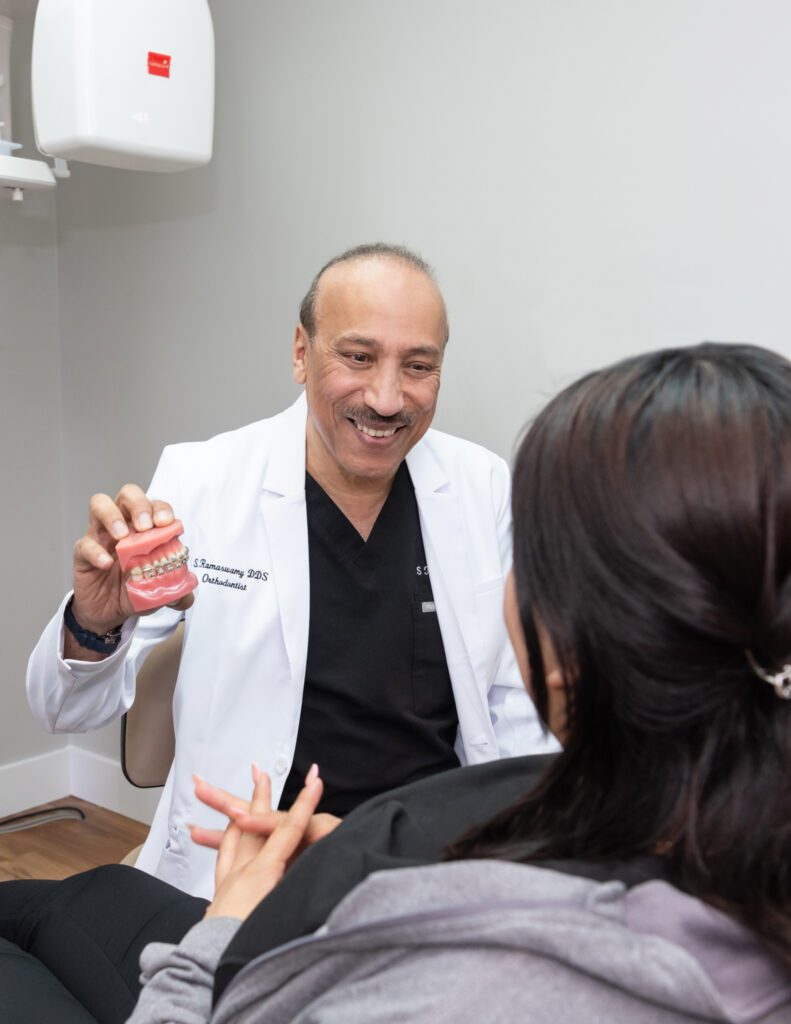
[64,597,123,654]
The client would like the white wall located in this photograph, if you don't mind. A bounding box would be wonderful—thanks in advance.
[0,13,70,807]
[4,0,791,815]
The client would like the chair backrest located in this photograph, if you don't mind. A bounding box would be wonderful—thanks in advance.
[120,622,184,788]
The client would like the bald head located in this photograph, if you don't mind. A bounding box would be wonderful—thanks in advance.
[299,243,449,345]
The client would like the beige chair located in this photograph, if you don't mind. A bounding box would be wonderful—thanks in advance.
[120,623,183,866]
[120,622,183,788]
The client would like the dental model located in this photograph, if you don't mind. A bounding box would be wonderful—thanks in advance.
[115,519,198,613]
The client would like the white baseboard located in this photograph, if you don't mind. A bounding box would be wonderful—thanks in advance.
[69,746,160,824]
[0,747,71,819]
[0,745,161,824]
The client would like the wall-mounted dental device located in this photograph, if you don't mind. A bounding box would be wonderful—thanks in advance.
[1,0,214,200]
[32,0,214,172]
[0,13,55,199]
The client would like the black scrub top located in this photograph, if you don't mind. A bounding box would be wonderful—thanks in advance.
[280,462,460,815]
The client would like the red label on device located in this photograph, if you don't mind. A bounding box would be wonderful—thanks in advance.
[148,51,171,78]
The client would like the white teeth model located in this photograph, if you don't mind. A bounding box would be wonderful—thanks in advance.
[131,552,187,582]
[355,422,397,438]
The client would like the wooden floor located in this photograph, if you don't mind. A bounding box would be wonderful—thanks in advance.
[0,797,149,881]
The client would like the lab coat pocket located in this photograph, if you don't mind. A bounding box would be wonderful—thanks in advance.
[157,824,189,881]
[163,824,188,855]
[412,596,455,718]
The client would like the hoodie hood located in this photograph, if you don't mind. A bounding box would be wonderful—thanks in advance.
[218,861,790,1024]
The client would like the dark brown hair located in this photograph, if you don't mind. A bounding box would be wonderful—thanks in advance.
[449,342,791,966]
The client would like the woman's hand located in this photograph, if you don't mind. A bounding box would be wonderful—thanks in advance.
[203,765,324,921]
[190,771,340,852]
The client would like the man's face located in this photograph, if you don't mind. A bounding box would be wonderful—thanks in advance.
[293,258,447,489]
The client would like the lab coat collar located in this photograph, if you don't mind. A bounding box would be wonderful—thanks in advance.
[259,392,310,688]
[261,392,309,497]
[406,430,450,494]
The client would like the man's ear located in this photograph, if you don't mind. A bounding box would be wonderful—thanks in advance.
[292,324,309,385]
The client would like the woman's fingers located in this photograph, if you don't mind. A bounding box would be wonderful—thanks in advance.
[307,812,342,843]
[228,808,339,846]
[237,771,273,859]
[256,774,324,868]
[214,821,242,889]
[228,809,283,834]
[193,766,330,872]
[193,775,250,817]
[188,824,227,850]
[194,770,275,856]
[202,767,325,919]
[248,769,272,816]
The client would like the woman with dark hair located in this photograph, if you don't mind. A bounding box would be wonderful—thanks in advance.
[453,341,791,963]
[2,342,790,1023]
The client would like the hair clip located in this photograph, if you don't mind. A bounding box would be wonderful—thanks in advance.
[745,650,791,700]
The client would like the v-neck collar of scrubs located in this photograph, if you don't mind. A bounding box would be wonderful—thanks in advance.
[305,461,412,563]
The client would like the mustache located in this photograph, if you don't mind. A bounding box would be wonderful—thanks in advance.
[343,406,416,429]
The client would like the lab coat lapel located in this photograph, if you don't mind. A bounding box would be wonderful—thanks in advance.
[260,394,310,685]
[407,438,492,730]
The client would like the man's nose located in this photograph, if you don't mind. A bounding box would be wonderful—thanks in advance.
[364,367,404,418]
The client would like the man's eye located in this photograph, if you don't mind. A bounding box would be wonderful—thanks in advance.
[409,363,434,373]
[347,353,371,364]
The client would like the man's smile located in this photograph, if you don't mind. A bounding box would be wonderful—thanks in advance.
[347,417,404,439]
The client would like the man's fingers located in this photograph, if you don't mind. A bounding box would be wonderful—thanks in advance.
[87,493,129,543]
[114,484,155,533]
[85,490,174,543]
[150,500,175,528]
[73,535,115,572]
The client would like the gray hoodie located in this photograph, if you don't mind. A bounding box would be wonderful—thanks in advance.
[129,861,791,1023]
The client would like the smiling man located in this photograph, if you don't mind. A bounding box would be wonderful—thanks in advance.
[27,243,555,898]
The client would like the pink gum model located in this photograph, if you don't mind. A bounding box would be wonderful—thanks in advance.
[115,518,198,613]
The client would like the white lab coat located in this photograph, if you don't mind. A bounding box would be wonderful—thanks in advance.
[27,395,556,898]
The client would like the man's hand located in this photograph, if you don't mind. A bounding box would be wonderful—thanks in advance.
[65,485,193,659]
[190,770,340,853]
[204,766,324,921]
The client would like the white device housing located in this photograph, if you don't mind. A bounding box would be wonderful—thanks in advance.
[31,0,214,172]
[0,15,13,140]
[0,14,56,198]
